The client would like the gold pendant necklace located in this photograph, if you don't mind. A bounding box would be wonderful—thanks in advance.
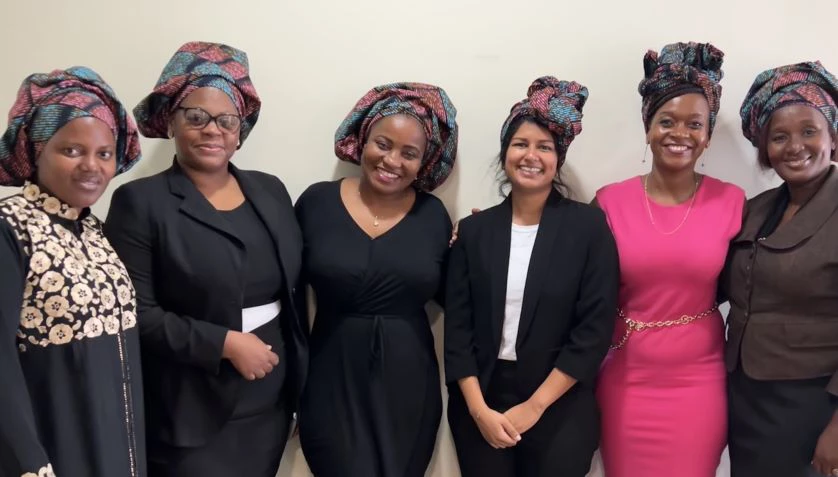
[643,173,700,235]
[359,183,382,227]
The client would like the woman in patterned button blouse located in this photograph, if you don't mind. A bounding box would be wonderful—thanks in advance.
[0,67,146,477]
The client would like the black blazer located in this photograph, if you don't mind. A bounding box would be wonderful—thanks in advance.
[444,190,619,398]
[104,161,306,449]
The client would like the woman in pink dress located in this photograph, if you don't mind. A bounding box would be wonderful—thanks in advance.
[595,42,745,477]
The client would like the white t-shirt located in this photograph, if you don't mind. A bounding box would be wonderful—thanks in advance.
[498,223,539,361]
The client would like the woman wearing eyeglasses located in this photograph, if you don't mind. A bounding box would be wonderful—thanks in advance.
[104,42,306,477]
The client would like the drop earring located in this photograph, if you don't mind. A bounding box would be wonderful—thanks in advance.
[642,144,648,164]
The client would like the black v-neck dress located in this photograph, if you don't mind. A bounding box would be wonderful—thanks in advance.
[295,180,452,477]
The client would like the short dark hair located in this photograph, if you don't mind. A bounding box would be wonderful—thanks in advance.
[496,115,570,197]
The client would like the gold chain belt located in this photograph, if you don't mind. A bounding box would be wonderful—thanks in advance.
[610,304,719,350]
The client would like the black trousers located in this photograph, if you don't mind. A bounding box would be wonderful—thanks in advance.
[728,366,836,477]
[448,360,599,477]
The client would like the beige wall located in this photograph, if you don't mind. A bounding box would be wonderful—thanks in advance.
[2,0,837,475]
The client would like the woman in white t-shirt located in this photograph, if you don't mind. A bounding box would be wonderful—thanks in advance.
[444,76,619,477]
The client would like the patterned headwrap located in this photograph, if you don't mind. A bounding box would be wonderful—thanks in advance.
[133,41,261,146]
[639,42,724,135]
[500,76,588,156]
[0,66,142,187]
[334,82,458,192]
[740,61,838,146]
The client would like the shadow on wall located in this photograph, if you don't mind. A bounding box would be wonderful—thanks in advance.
[431,157,461,223]
[137,140,176,178]
[561,163,585,202]
[331,160,358,182]
[697,117,782,196]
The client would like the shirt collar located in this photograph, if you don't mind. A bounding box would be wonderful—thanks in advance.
[21,181,90,222]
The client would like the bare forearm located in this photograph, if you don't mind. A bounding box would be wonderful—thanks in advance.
[529,368,577,413]
[458,376,488,417]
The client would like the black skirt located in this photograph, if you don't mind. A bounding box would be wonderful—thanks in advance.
[148,406,290,477]
[728,366,836,477]
[148,319,290,477]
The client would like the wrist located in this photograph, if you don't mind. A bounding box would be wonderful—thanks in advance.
[222,331,238,359]
[824,418,838,435]
[468,402,490,421]
[527,396,548,415]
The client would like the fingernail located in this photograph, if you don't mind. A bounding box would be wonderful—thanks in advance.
[516,435,521,441]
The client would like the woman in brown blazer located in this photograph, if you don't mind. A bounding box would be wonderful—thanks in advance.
[722,61,838,477]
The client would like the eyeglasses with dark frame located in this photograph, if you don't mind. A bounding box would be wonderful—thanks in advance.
[175,106,242,133]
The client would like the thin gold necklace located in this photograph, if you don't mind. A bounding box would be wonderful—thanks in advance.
[358,184,382,227]
[358,183,411,228]
[643,173,700,235]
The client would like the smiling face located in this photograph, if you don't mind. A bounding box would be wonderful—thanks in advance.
[502,119,560,194]
[35,116,117,209]
[170,87,240,173]
[763,104,836,187]
[646,93,711,173]
[359,113,428,196]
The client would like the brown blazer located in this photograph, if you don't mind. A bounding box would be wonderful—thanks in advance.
[723,165,838,394]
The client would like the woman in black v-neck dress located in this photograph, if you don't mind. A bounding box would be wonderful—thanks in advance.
[296,82,458,477]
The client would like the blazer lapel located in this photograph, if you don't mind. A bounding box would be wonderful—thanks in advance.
[732,190,776,244]
[762,166,838,250]
[515,189,564,350]
[489,200,513,351]
[166,161,242,245]
[234,166,301,294]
